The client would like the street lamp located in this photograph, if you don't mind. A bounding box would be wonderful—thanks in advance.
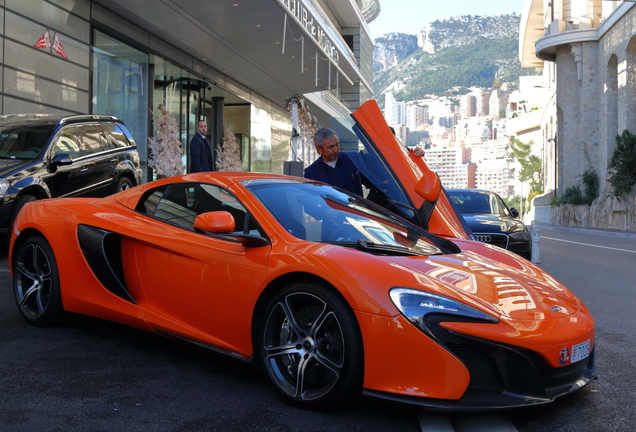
[547,137,557,193]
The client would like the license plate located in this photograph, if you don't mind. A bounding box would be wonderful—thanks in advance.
[571,340,590,363]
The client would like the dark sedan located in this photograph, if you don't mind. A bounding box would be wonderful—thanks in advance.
[447,189,531,259]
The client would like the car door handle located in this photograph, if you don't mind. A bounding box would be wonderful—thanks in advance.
[80,167,88,173]
[111,158,118,163]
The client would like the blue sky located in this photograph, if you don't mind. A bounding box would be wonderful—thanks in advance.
[368,0,526,38]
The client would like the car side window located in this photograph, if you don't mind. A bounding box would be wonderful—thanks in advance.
[136,183,261,236]
[52,127,81,159]
[77,124,110,156]
[103,123,132,148]
[495,196,511,216]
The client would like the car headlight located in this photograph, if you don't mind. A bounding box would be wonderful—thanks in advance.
[509,230,530,241]
[389,288,498,335]
[0,179,9,199]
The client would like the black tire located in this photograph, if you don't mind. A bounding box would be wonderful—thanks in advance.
[256,280,364,409]
[13,235,66,326]
[114,176,133,193]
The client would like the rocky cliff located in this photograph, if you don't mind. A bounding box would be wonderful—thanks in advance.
[373,33,418,72]
[372,14,525,100]
[417,14,521,54]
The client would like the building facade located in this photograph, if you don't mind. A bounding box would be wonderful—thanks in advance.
[519,0,633,198]
[1,0,377,182]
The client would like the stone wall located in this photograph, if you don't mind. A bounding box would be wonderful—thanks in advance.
[543,185,636,231]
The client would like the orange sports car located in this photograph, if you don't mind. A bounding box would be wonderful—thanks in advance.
[10,101,595,410]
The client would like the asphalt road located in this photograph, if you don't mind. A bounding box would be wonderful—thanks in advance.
[1,226,636,431]
[0,247,420,432]
[507,226,636,432]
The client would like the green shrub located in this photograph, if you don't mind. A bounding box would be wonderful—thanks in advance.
[581,168,599,203]
[561,185,588,205]
[610,130,636,199]
[553,169,599,206]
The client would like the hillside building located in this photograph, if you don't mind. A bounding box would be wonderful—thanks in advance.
[471,89,491,117]
[384,91,406,126]
[405,102,428,129]
[459,94,476,119]
[489,90,511,119]
[424,147,476,189]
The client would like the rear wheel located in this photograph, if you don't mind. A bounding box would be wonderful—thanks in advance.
[13,235,66,326]
[114,177,133,193]
[256,280,364,409]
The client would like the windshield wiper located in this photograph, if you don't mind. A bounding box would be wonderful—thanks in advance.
[355,239,428,257]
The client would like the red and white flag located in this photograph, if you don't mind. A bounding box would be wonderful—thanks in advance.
[52,31,68,59]
[33,29,51,50]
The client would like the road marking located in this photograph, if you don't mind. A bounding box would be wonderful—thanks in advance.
[542,236,636,254]
[418,411,518,432]
[418,412,453,432]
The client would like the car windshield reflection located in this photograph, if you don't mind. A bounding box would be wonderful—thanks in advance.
[0,125,54,160]
[247,181,453,256]
[448,190,511,216]
[328,116,418,222]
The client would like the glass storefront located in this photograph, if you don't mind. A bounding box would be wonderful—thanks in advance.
[1,1,295,183]
[92,31,149,165]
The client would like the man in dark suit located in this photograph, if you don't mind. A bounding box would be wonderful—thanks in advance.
[304,127,362,195]
[189,120,213,172]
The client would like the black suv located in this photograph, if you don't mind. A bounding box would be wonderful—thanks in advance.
[0,114,142,239]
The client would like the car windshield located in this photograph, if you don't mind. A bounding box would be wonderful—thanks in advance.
[246,180,458,256]
[447,191,510,216]
[0,124,55,159]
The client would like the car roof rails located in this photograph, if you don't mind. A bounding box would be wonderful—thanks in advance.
[59,115,120,125]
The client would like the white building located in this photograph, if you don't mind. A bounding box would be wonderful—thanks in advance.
[406,103,429,129]
[424,147,475,189]
[384,92,406,126]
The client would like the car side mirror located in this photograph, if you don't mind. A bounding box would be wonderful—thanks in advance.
[48,154,73,173]
[194,211,235,233]
[194,211,269,248]
[414,170,441,203]
[414,170,441,230]
[510,208,520,218]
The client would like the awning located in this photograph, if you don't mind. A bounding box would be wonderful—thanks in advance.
[94,0,365,107]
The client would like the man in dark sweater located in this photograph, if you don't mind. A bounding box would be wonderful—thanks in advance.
[304,128,362,195]
[189,120,213,173]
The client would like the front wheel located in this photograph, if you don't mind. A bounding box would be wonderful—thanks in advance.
[13,235,66,326]
[256,280,364,409]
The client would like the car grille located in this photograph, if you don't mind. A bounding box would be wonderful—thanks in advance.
[473,233,509,249]
[425,314,594,398]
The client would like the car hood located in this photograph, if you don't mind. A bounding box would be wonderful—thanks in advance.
[463,214,527,233]
[383,248,580,322]
[0,158,32,176]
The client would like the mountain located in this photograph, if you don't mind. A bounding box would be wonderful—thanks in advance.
[373,14,528,102]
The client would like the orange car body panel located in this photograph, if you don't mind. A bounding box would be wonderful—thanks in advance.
[356,311,470,399]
